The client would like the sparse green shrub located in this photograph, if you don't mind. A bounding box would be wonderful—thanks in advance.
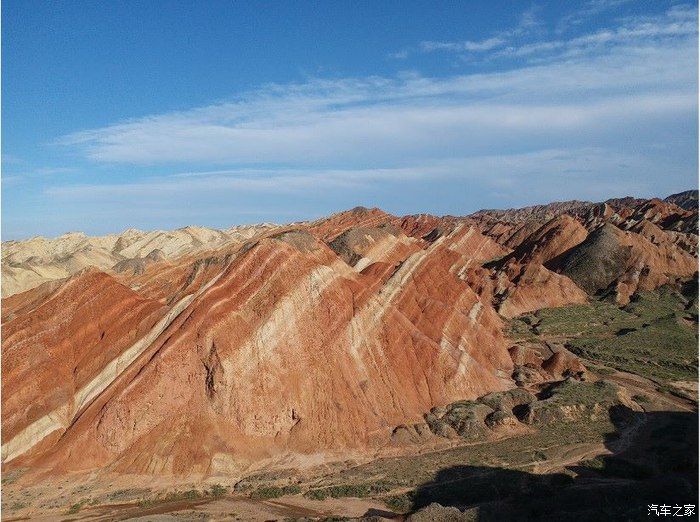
[303,488,328,500]
[159,489,203,503]
[532,451,547,461]
[138,497,158,508]
[580,456,605,470]
[595,367,616,375]
[508,289,698,383]
[303,481,392,500]
[250,485,301,499]
[581,456,653,479]
[382,492,414,513]
[210,484,227,498]
[67,499,88,514]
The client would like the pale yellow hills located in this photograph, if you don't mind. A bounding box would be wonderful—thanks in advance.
[1,223,278,297]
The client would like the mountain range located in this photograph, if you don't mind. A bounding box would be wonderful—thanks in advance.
[1,189,697,520]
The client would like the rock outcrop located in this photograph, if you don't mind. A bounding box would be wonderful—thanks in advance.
[665,189,699,211]
[548,222,697,304]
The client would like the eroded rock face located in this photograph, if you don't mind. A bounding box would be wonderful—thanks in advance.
[548,224,632,295]
[541,351,587,380]
[1,192,695,477]
[309,206,396,241]
[395,372,638,448]
[2,222,513,475]
[506,338,588,386]
[665,189,699,211]
[508,215,588,266]
[1,270,167,462]
[470,195,697,312]
[328,225,417,270]
[418,388,536,442]
[548,222,697,304]
[495,262,589,318]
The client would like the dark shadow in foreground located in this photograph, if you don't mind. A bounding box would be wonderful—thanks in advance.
[403,407,698,521]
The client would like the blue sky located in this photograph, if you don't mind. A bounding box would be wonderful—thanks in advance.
[2,1,697,239]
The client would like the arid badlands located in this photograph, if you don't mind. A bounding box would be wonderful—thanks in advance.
[1,191,698,521]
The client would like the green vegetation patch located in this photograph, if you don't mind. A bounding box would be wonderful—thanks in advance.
[508,288,698,383]
[508,300,635,340]
[568,314,697,381]
[137,488,214,508]
[632,394,650,403]
[67,499,90,514]
[250,484,301,499]
[165,489,203,502]
[580,455,653,479]
[542,379,619,406]
[107,487,152,502]
[209,483,227,498]
[517,380,626,426]
[304,481,393,500]
[1,468,26,486]
[303,416,618,514]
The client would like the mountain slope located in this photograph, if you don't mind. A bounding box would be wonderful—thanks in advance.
[2,224,514,474]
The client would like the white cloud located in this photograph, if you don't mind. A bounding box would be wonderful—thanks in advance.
[387,49,409,60]
[417,3,695,62]
[556,0,633,33]
[1,166,76,185]
[501,5,697,59]
[5,4,697,239]
[33,167,76,175]
[26,142,694,237]
[418,4,542,56]
[43,146,680,203]
[57,27,696,167]
[420,37,506,53]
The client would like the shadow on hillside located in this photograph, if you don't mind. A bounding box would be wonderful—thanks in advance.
[406,407,698,520]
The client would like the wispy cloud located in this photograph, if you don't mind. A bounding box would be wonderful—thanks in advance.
[420,37,506,53]
[556,0,633,33]
[57,8,696,167]
[32,167,76,175]
[414,2,695,63]
[44,147,676,208]
[418,4,542,57]
[5,3,697,239]
[1,175,23,186]
[1,155,28,165]
[506,3,544,37]
[1,166,76,185]
[499,4,697,59]
[387,49,409,60]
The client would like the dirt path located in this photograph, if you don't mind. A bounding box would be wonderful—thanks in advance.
[604,371,696,412]
[516,409,648,475]
[16,494,393,521]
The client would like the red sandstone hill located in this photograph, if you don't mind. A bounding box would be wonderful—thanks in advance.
[1,192,697,477]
